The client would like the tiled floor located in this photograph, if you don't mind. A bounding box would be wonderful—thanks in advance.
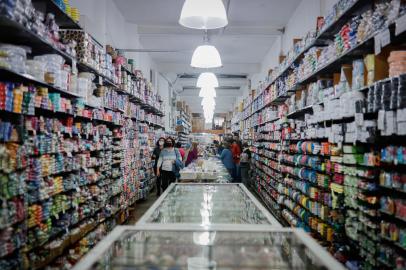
[126,192,159,224]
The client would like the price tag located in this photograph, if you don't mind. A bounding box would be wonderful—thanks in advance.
[396,13,406,36]
[380,28,391,47]
[355,113,364,126]
[374,35,382,55]
[72,59,77,75]
[99,76,103,85]
[378,110,385,130]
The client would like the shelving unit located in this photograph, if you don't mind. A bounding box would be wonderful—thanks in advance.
[175,101,192,146]
[232,1,406,269]
[0,1,165,269]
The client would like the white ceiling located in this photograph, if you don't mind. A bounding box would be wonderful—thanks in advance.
[113,0,302,113]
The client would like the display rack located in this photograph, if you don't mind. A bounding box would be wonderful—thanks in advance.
[232,0,406,269]
[0,1,165,269]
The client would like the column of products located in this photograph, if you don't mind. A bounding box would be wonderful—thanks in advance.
[232,0,406,269]
[0,1,165,269]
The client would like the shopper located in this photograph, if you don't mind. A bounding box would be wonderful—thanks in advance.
[217,142,224,156]
[220,142,235,180]
[152,137,165,196]
[157,137,183,191]
[231,135,242,182]
[175,142,185,160]
[240,142,252,187]
[184,141,198,166]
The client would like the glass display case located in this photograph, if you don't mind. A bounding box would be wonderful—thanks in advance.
[179,157,232,183]
[137,183,281,227]
[72,225,346,270]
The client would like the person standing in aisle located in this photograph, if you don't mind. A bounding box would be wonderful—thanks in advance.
[217,142,224,156]
[231,135,242,182]
[184,142,199,166]
[240,142,252,187]
[175,142,185,160]
[220,142,235,180]
[157,138,183,191]
[152,137,165,196]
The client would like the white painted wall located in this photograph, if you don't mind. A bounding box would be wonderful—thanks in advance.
[248,0,339,91]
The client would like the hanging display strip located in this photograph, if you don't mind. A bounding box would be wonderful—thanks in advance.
[231,1,406,269]
[0,1,165,269]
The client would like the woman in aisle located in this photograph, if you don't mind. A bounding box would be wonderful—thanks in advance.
[152,137,165,196]
[220,142,235,180]
[184,142,199,166]
[157,137,183,191]
[240,142,252,187]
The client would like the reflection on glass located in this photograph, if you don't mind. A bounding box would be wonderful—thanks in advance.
[147,184,271,225]
[91,230,329,270]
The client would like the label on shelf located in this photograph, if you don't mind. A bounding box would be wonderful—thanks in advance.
[72,59,77,75]
[380,28,391,48]
[396,13,406,36]
[374,35,381,55]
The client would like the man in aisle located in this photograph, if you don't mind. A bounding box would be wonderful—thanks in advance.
[240,142,252,187]
[152,137,165,196]
[231,135,242,182]
[220,142,235,180]
[175,142,185,160]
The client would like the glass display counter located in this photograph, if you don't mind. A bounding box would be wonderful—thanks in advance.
[137,183,281,227]
[72,225,346,270]
[179,157,232,183]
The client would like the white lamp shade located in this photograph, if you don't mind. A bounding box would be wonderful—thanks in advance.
[203,105,215,113]
[191,45,222,68]
[199,87,216,98]
[197,72,219,88]
[179,0,228,30]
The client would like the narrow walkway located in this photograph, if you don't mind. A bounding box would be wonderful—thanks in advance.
[126,192,159,224]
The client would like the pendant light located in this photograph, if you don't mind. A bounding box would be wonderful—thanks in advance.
[199,87,216,98]
[201,97,216,107]
[179,0,228,30]
[197,72,219,88]
[191,45,222,68]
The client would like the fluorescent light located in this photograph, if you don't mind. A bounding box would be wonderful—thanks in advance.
[199,87,216,98]
[197,72,219,88]
[191,45,222,68]
[179,0,228,30]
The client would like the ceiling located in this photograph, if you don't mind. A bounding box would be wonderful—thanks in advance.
[114,0,302,113]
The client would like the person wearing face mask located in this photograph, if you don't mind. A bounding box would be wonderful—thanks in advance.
[157,137,183,191]
[152,137,165,196]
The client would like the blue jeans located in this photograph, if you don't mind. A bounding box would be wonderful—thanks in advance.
[240,163,249,186]
[233,164,241,183]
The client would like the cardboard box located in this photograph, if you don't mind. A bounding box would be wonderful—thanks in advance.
[192,117,205,132]
[364,53,389,85]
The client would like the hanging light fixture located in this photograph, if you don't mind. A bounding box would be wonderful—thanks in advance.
[203,110,214,123]
[199,87,216,98]
[197,72,219,88]
[201,97,216,107]
[179,0,228,30]
[191,45,222,68]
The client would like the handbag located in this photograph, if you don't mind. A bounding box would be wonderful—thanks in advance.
[173,149,184,177]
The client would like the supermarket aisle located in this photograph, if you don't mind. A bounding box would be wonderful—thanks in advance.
[126,193,159,224]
